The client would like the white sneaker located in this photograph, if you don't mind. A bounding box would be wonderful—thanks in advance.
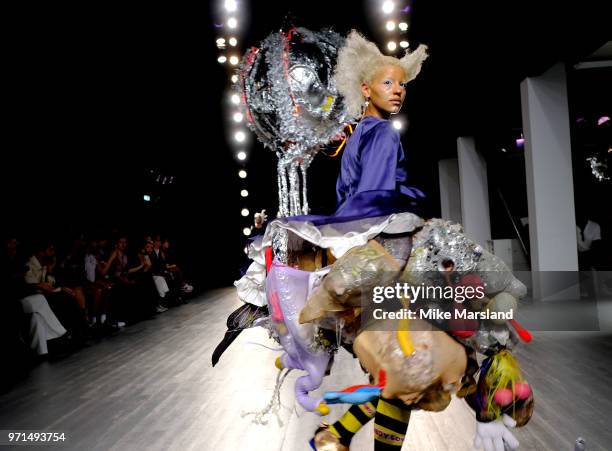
[181,283,193,293]
[156,305,168,313]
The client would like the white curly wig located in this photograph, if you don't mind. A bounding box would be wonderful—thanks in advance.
[333,30,428,120]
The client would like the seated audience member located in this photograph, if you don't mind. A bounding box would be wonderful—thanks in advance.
[160,237,193,294]
[97,236,112,265]
[142,240,168,312]
[148,236,183,306]
[84,238,113,328]
[2,237,32,388]
[7,238,68,355]
[24,241,89,343]
[20,293,68,356]
[100,236,158,323]
[55,236,90,320]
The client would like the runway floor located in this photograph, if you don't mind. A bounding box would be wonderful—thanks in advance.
[0,288,611,450]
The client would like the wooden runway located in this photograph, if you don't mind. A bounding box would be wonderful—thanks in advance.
[0,288,611,450]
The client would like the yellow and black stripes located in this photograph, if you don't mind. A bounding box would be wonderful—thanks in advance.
[325,397,411,450]
[373,397,411,450]
[328,400,378,446]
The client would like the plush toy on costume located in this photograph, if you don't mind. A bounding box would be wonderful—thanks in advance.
[324,369,387,405]
[467,350,534,427]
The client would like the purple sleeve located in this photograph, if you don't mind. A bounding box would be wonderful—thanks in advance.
[356,122,401,193]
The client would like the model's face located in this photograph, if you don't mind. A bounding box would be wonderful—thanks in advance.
[117,238,127,251]
[362,65,407,117]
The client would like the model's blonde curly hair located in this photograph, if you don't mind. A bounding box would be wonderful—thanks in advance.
[334,30,428,120]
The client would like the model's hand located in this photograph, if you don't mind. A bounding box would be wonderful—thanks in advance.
[474,414,519,451]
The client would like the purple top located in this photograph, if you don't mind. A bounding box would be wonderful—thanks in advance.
[289,116,425,225]
[336,116,424,208]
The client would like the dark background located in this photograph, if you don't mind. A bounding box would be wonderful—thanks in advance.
[4,1,610,287]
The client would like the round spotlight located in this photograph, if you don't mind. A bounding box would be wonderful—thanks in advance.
[217,56,227,64]
[231,74,239,83]
[235,131,246,142]
[230,94,240,105]
[243,227,251,236]
[216,38,226,49]
[240,189,249,197]
[241,208,250,217]
[386,21,396,31]
[227,17,237,29]
[382,1,394,14]
[229,37,238,47]
[143,194,151,202]
[237,151,247,161]
[233,112,243,122]
[387,41,397,51]
[224,0,237,12]
[392,120,402,130]
[398,22,409,31]
[229,56,239,65]
[400,41,409,49]
[238,169,247,178]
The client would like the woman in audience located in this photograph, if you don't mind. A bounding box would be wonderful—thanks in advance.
[24,241,88,344]
[160,237,193,294]
[100,236,158,323]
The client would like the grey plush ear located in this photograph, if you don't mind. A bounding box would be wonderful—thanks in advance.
[400,44,429,82]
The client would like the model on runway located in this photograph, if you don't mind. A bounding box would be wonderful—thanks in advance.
[219,28,534,451]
